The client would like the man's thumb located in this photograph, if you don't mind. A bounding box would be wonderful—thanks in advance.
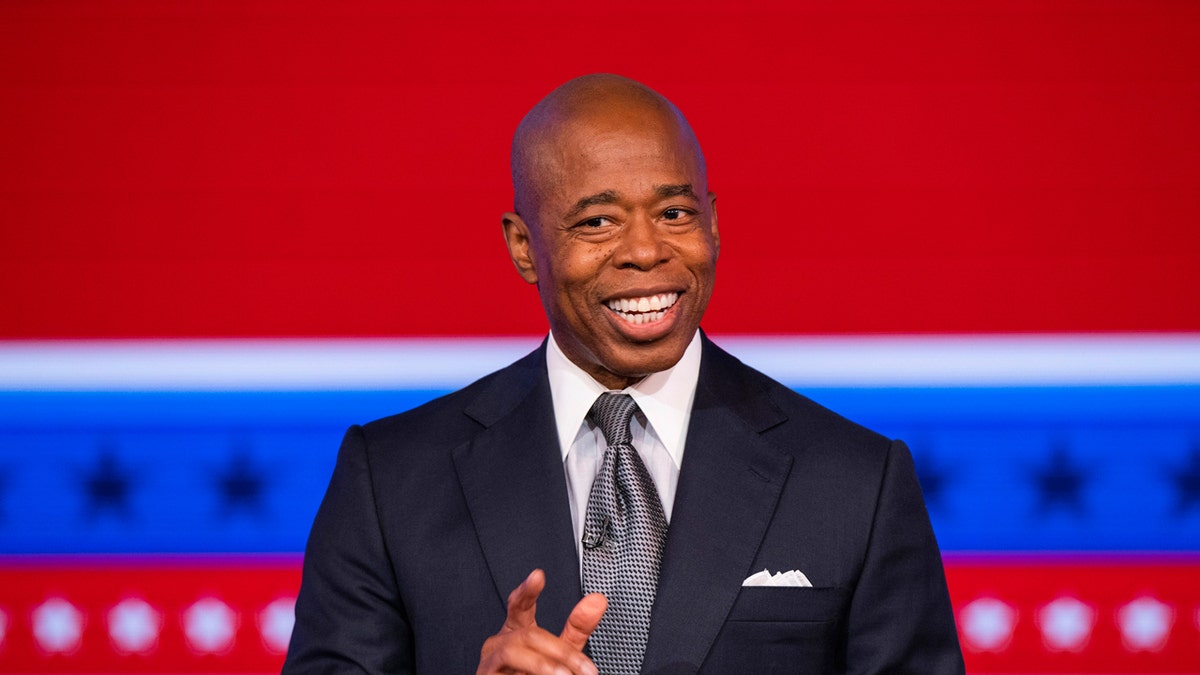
[559,592,607,650]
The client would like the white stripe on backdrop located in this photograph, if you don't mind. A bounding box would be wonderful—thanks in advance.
[2,334,1199,390]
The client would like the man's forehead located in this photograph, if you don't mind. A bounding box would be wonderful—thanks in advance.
[538,102,683,154]
[529,112,701,185]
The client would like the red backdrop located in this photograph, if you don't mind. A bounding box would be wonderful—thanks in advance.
[3,0,1198,339]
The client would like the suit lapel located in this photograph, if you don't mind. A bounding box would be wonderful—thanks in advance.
[642,338,793,673]
[452,347,581,634]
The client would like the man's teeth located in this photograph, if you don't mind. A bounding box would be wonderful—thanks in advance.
[606,292,678,324]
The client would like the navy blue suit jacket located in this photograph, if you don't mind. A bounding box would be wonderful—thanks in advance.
[284,336,964,673]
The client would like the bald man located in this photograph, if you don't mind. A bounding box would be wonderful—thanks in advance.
[284,75,964,675]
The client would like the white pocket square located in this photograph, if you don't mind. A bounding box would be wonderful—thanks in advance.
[742,569,813,587]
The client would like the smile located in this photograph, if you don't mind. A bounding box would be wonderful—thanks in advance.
[605,292,679,325]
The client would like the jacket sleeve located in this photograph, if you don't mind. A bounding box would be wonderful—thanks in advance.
[845,440,965,674]
[283,425,415,674]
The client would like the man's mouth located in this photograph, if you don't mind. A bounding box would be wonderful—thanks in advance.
[605,292,679,325]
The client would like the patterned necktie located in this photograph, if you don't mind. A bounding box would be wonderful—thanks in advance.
[581,393,669,675]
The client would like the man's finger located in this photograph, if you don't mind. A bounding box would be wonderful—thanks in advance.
[503,569,546,632]
[559,592,607,651]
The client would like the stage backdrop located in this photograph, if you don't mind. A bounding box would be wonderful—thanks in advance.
[1,1,1198,674]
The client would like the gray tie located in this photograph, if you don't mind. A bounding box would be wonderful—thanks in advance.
[581,393,668,675]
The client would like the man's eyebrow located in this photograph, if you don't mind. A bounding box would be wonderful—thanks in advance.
[564,190,620,219]
[562,184,699,220]
[655,183,699,200]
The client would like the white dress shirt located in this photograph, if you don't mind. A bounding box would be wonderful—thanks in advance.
[546,331,703,569]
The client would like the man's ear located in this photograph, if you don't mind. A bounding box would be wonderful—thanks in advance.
[502,212,539,284]
[707,191,720,259]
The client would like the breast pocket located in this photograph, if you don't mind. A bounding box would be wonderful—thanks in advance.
[726,586,848,622]
[700,587,849,674]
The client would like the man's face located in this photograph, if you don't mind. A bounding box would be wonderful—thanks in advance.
[505,105,719,389]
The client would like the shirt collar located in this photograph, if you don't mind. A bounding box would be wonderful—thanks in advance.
[546,331,702,469]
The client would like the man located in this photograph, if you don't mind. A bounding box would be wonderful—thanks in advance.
[284,74,964,674]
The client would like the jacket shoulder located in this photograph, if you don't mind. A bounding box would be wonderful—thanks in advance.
[701,336,890,451]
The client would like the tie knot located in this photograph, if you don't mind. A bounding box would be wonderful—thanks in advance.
[588,393,638,447]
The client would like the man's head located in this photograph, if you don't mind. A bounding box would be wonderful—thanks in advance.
[503,74,720,390]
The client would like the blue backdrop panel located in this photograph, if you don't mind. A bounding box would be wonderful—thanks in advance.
[0,387,1197,554]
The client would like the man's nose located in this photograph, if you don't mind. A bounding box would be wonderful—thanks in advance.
[614,214,670,270]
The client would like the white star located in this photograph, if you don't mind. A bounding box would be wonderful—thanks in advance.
[258,597,296,654]
[959,597,1018,652]
[1037,596,1095,652]
[1117,596,1174,652]
[32,598,85,654]
[107,598,162,654]
[182,597,238,654]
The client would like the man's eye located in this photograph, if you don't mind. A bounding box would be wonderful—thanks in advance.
[579,217,609,228]
[662,208,691,221]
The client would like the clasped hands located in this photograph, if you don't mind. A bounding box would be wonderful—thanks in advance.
[477,569,607,675]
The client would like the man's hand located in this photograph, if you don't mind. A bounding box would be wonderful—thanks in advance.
[477,569,607,675]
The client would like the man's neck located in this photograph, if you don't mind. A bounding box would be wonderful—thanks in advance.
[545,331,704,467]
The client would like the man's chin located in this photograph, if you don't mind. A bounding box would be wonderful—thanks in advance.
[597,339,693,383]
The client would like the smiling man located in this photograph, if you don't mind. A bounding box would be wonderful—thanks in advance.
[502,77,718,393]
[284,74,964,675]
